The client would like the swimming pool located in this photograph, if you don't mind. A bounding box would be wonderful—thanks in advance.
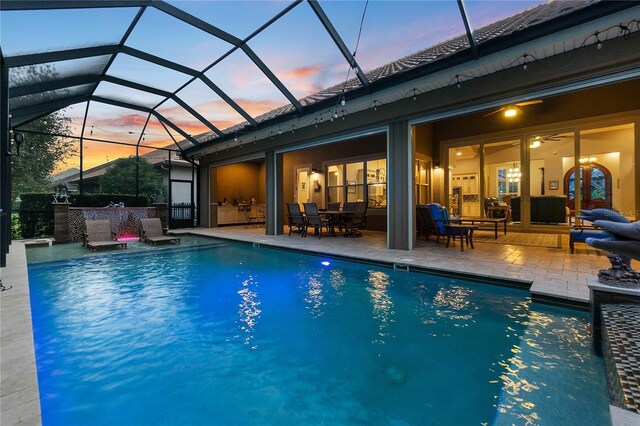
[28,241,610,425]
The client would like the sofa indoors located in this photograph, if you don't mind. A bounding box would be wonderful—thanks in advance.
[511,196,567,224]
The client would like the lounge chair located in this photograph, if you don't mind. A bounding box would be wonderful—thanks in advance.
[287,203,307,236]
[140,218,181,245]
[84,219,127,252]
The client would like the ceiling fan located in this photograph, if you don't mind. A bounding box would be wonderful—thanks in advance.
[529,133,569,148]
[483,100,543,117]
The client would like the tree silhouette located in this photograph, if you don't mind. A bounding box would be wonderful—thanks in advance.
[10,64,76,202]
[100,156,166,203]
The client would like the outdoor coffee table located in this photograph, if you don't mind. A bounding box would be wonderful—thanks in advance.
[457,217,507,239]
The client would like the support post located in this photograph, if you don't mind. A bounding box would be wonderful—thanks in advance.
[387,120,413,250]
[135,145,139,202]
[53,202,70,243]
[1,59,10,267]
[167,152,172,228]
[78,101,90,203]
[265,150,282,235]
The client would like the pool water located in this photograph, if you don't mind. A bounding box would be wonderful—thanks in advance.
[28,242,610,425]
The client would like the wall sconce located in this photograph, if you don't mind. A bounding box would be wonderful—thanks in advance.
[434,161,440,169]
[12,132,24,156]
[311,168,318,174]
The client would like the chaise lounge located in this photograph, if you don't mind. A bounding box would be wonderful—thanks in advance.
[140,218,181,245]
[84,219,128,252]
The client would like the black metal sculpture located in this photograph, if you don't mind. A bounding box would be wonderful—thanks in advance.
[581,209,640,287]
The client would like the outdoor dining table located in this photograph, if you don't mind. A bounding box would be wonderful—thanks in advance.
[319,210,354,236]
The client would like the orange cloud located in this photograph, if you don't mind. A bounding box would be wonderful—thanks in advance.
[280,65,323,80]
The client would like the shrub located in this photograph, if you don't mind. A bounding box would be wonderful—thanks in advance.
[15,193,152,239]
[18,193,54,238]
[11,213,21,240]
[70,194,150,207]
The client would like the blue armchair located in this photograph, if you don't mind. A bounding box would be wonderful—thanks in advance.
[419,203,466,245]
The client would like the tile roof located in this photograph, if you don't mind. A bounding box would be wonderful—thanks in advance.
[193,0,598,146]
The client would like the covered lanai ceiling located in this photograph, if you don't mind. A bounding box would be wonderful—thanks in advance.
[1,0,638,156]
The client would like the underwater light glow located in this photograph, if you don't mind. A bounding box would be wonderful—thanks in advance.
[321,261,330,266]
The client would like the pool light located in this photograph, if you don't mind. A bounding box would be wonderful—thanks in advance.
[321,261,331,266]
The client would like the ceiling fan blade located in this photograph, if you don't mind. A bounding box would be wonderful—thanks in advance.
[482,108,503,117]
[515,99,543,107]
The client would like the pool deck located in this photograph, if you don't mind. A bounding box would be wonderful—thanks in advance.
[0,241,41,426]
[2,230,639,426]
[175,226,619,307]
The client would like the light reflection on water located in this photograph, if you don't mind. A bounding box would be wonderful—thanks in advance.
[303,272,325,317]
[237,276,261,349]
[492,300,599,426]
[366,270,394,343]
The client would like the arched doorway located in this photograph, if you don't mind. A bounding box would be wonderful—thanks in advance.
[564,163,612,210]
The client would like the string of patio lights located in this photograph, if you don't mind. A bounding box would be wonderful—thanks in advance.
[178,16,640,157]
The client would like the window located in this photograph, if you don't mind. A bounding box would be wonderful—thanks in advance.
[346,162,364,203]
[326,157,386,208]
[327,165,344,205]
[367,159,386,207]
[415,159,431,204]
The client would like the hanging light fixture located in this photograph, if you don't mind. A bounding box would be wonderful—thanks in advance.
[579,156,598,165]
[507,164,521,183]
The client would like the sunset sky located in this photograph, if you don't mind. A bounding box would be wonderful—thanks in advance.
[1,0,544,171]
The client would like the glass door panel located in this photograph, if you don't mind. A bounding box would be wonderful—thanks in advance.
[483,140,520,221]
[528,132,574,225]
[579,124,635,219]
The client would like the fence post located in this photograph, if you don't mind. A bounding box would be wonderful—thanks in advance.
[53,202,70,243]
[154,203,168,229]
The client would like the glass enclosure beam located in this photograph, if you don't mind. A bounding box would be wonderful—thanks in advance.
[100,76,222,137]
[457,0,479,59]
[10,94,90,126]
[10,75,100,97]
[87,6,147,99]
[90,95,200,147]
[3,45,119,68]
[0,1,151,10]
[307,0,370,90]
[153,1,302,114]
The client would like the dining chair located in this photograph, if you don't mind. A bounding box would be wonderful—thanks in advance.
[287,203,307,236]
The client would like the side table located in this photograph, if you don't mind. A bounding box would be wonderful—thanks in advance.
[444,224,479,252]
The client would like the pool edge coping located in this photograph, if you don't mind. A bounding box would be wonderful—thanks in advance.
[1,241,42,426]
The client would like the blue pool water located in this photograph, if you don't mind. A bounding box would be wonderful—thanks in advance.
[28,242,610,425]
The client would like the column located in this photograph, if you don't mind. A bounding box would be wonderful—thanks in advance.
[387,119,414,250]
[1,62,10,266]
[265,150,283,235]
[52,203,70,243]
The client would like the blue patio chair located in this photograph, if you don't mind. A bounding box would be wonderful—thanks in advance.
[422,203,465,246]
